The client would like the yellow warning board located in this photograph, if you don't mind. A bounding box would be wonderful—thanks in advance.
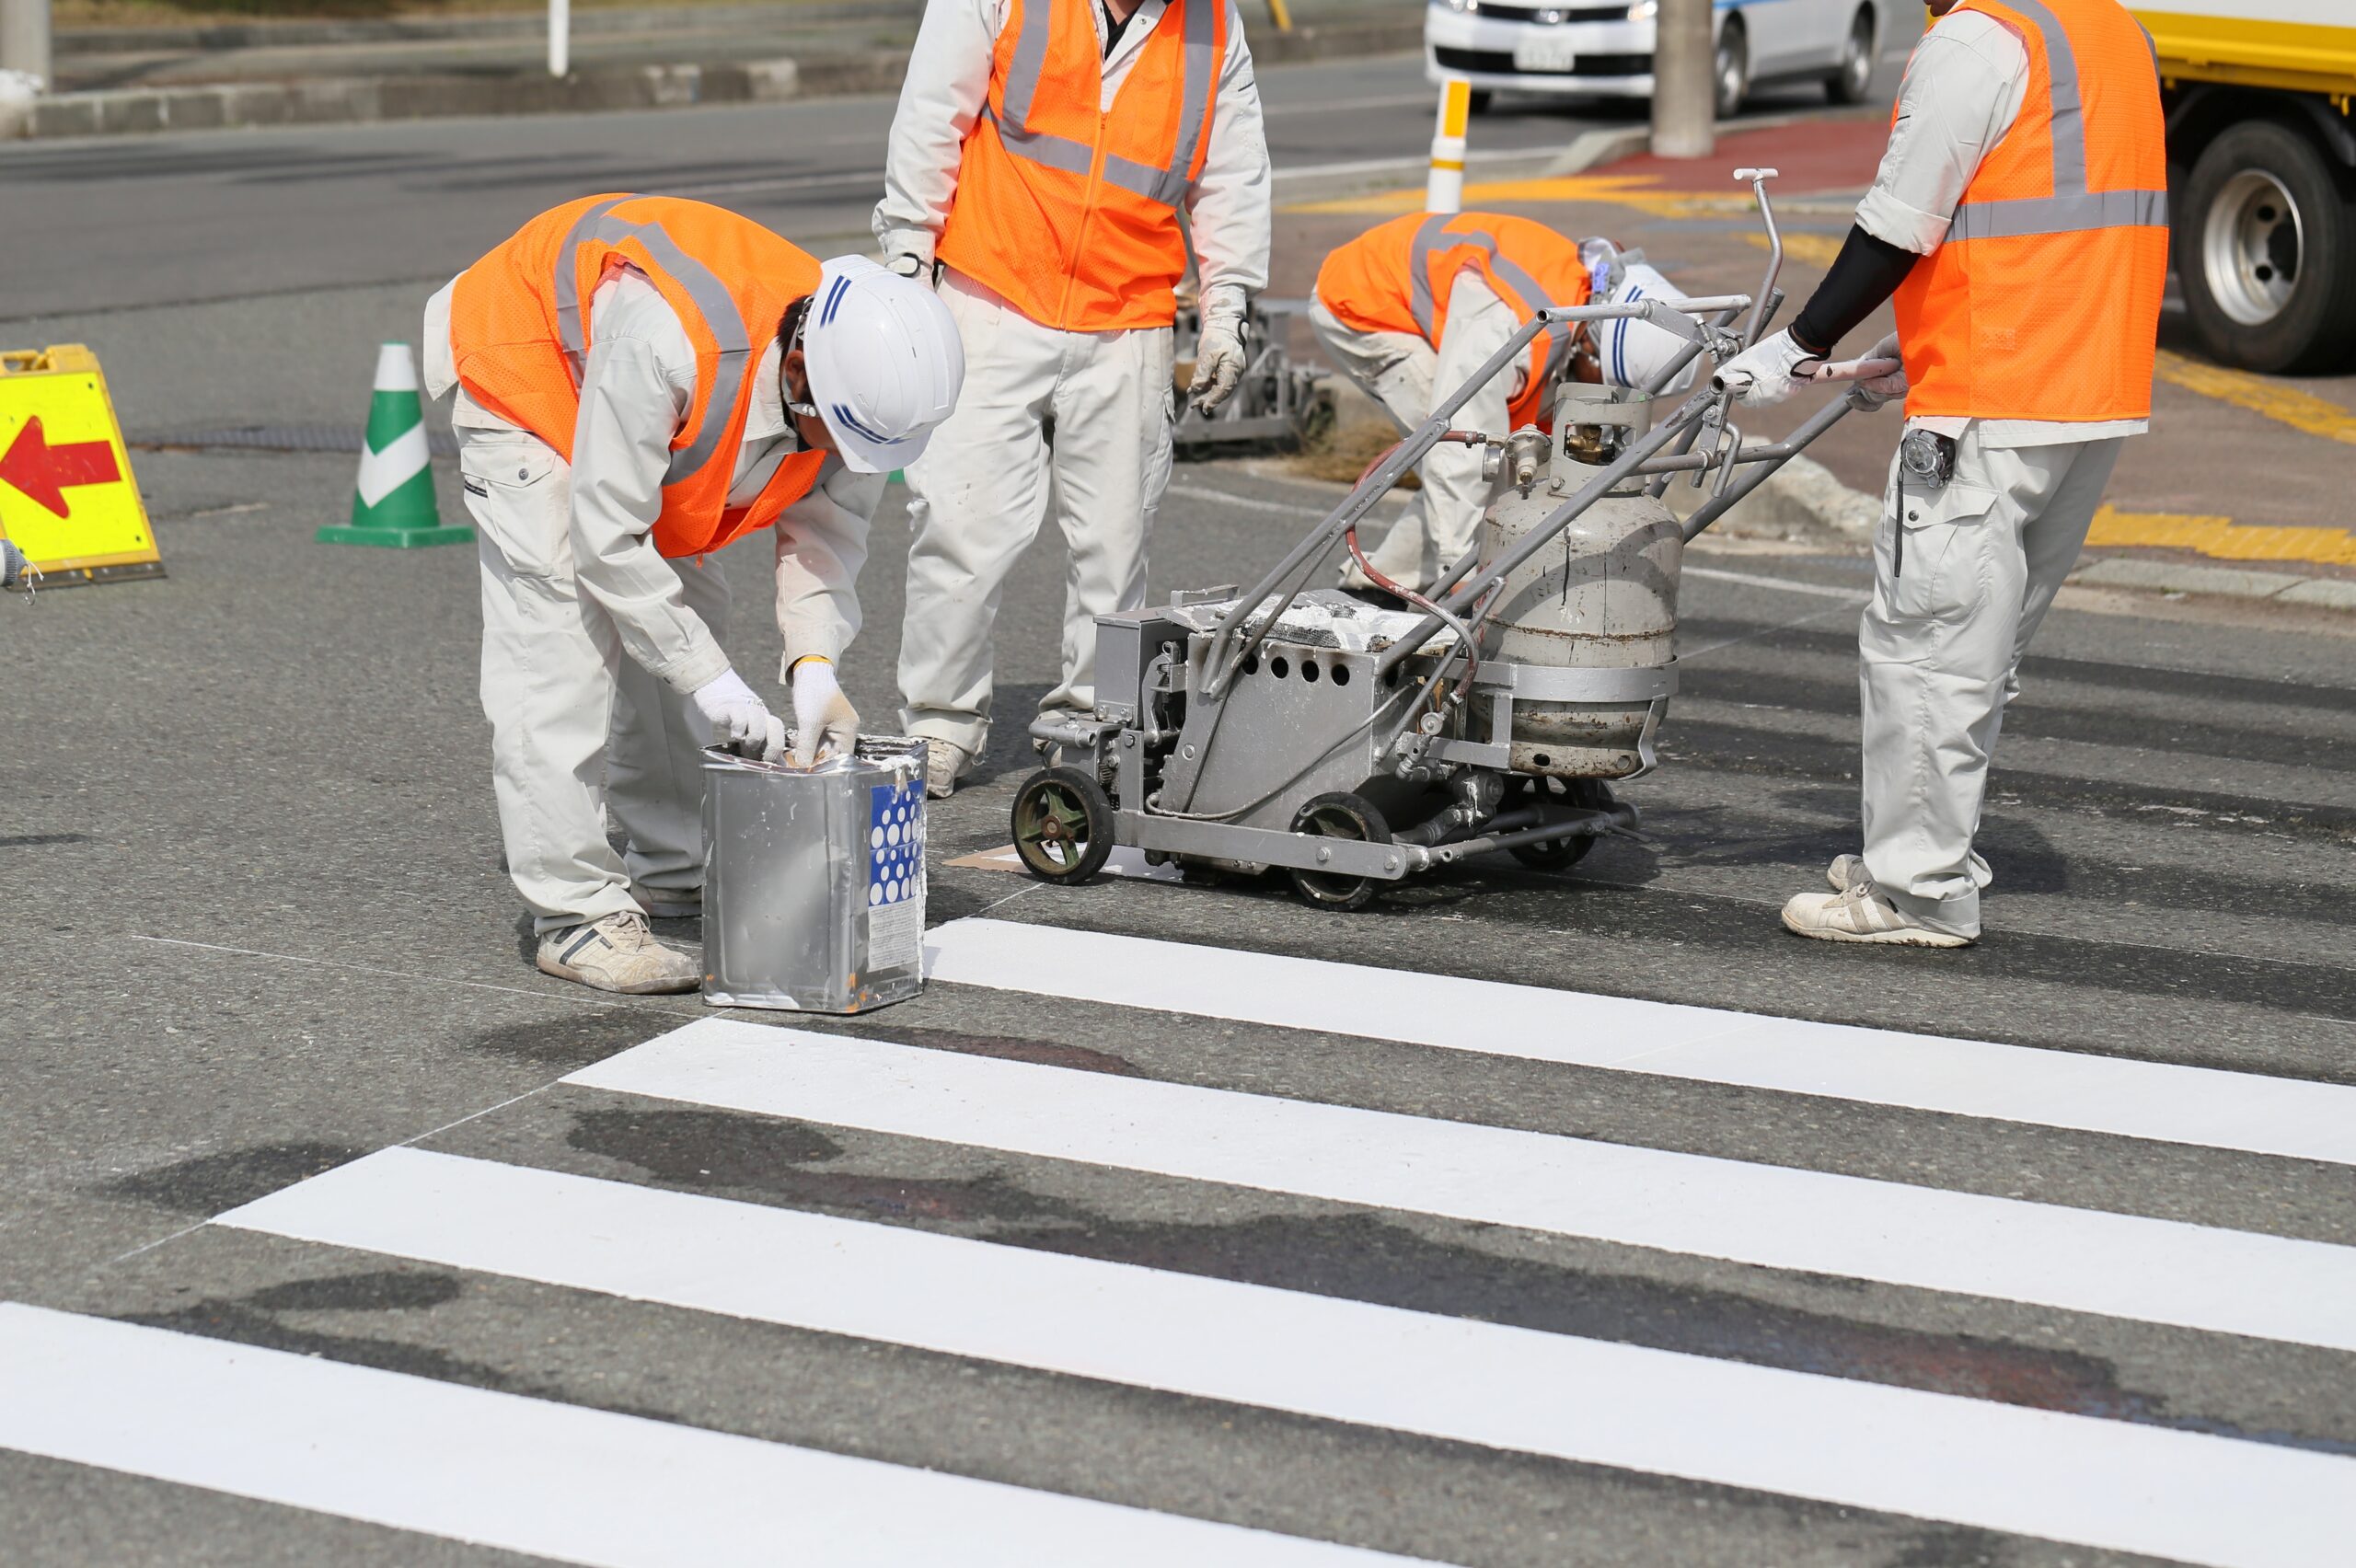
[0,344,163,584]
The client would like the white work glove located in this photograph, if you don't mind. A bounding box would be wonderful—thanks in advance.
[1713,328,1824,409]
[691,668,785,762]
[789,657,860,769]
[1189,314,1247,416]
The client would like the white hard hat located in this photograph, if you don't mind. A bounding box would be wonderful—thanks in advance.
[1595,262,1700,395]
[801,255,965,475]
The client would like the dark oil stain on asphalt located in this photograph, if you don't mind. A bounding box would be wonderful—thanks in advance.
[469,1009,687,1069]
[568,1101,2353,1458]
[103,1141,366,1215]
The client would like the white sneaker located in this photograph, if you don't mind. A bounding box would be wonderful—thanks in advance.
[1782,883,1973,947]
[924,740,972,801]
[537,912,702,993]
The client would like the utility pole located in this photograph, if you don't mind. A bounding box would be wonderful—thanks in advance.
[1650,0,1714,160]
[0,0,51,89]
[548,0,569,77]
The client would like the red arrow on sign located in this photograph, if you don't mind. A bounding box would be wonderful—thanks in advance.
[1,416,123,520]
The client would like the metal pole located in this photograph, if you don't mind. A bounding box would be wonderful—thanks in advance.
[1650,0,1714,159]
[0,0,52,89]
[548,0,570,78]
[1426,77,1470,213]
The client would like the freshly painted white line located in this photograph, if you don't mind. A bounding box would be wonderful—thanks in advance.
[1683,565,1869,600]
[565,1020,2356,1353]
[0,1304,1421,1568]
[921,918,2356,1168]
[219,1149,2356,1568]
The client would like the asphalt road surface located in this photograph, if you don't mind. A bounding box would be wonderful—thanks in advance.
[4,48,2353,1568]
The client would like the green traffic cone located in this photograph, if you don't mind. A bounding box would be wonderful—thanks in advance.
[317,341,473,548]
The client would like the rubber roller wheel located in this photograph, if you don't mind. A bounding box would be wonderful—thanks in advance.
[1509,777,1614,870]
[1288,791,1393,913]
[1011,767,1114,884]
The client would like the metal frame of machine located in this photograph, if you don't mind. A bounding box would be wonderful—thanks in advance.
[1011,171,1884,910]
[1172,296,1337,454]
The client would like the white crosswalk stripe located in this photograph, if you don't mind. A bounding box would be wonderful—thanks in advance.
[924,918,2356,1166]
[0,1305,1424,1567]
[6,925,2351,1567]
[570,1018,2356,1353]
[215,1147,2356,1568]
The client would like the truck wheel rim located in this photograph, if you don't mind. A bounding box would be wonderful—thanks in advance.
[2204,168,2304,328]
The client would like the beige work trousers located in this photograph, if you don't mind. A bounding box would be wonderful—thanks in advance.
[1309,281,1516,593]
[1859,429,2125,938]
[463,426,726,934]
[897,267,1177,757]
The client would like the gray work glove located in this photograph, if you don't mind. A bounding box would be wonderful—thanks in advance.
[1188,314,1247,416]
[789,657,860,769]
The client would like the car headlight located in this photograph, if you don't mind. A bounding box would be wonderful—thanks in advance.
[1627,0,1658,17]
[1436,0,1475,12]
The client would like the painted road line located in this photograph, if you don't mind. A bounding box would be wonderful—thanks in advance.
[566,1020,2356,1353]
[920,918,2356,1168]
[2086,505,2356,570]
[0,1304,1422,1568]
[219,1148,2356,1568]
[1683,564,1867,600]
[2155,351,2356,447]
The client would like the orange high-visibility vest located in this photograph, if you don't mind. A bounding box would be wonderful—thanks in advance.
[449,194,829,559]
[1316,211,1594,431]
[937,0,1226,332]
[1894,0,2167,421]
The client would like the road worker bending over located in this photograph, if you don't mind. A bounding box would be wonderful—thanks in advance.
[1312,213,1697,594]
[424,194,964,993]
[875,0,1273,798]
[1717,0,2165,947]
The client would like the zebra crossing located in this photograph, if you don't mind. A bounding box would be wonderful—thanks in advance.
[5,918,2353,1566]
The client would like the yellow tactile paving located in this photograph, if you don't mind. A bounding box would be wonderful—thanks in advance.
[2152,352,2356,447]
[2085,506,2356,568]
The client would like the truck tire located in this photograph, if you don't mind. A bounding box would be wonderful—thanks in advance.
[2177,121,2356,374]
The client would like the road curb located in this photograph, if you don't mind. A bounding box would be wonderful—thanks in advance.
[6,19,1422,140]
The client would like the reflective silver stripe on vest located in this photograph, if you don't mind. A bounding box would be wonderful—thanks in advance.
[551,200,756,488]
[1406,214,1575,377]
[1947,0,2167,240]
[986,0,1216,211]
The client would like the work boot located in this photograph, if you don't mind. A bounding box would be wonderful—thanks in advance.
[1782,883,1973,948]
[635,887,701,920]
[924,740,972,801]
[1827,852,1992,893]
[536,912,702,993]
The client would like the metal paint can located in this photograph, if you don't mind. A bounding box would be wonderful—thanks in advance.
[699,736,929,1013]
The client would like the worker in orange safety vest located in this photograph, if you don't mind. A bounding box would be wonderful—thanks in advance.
[874,0,1272,798]
[1312,212,1698,595]
[424,195,964,993]
[1716,0,2167,947]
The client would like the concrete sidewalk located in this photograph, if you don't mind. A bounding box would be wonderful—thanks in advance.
[10,0,1423,138]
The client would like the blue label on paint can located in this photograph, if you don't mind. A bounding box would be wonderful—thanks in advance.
[867,779,925,909]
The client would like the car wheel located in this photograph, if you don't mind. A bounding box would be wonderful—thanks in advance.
[1827,6,1875,105]
[1467,88,1495,115]
[2177,121,2356,374]
[1713,19,1749,120]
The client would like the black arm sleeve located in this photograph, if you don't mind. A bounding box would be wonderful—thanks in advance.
[1790,225,1921,356]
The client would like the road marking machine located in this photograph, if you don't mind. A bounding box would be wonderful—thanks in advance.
[1011,171,1888,910]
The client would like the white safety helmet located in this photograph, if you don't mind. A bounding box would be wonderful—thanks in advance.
[799,255,964,475]
[1593,261,1700,396]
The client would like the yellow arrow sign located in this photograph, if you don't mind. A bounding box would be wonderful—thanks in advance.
[0,345,163,586]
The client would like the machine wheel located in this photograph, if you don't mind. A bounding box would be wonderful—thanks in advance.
[2177,122,2356,374]
[1011,767,1114,884]
[1713,19,1750,121]
[1825,6,1876,105]
[1508,778,1613,870]
[1288,792,1393,913]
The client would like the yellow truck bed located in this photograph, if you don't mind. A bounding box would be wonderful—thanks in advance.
[2136,3,2356,100]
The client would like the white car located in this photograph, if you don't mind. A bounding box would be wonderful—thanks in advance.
[1426,0,1891,119]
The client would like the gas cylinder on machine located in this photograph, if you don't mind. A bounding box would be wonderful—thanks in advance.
[1475,389,1680,779]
